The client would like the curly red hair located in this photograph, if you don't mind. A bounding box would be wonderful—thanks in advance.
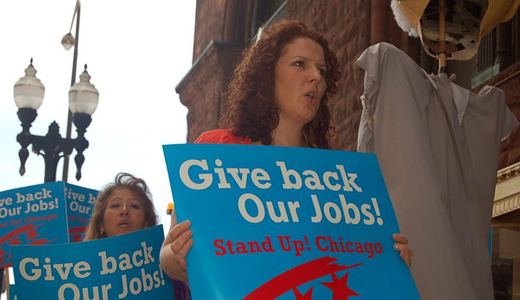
[221,20,340,148]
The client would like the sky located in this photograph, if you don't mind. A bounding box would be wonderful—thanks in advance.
[0,0,195,287]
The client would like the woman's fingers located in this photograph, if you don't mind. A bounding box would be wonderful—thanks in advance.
[394,243,413,266]
[167,220,191,242]
[171,228,193,255]
[393,233,413,267]
[168,221,193,271]
[392,233,409,245]
[176,239,193,271]
[177,235,193,258]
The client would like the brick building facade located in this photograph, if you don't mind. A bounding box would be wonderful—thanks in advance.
[176,0,520,297]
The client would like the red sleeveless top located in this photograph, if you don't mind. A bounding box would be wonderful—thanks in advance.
[195,129,253,144]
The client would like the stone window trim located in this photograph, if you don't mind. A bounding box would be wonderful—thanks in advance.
[493,162,520,219]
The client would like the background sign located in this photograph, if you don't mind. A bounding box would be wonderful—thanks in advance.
[8,284,17,300]
[163,144,419,299]
[0,182,69,268]
[64,183,98,242]
[11,225,172,300]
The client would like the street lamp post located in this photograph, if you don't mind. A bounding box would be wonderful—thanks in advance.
[0,1,88,294]
[61,0,81,182]
[13,59,99,183]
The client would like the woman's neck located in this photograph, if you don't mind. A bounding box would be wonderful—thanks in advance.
[271,118,305,147]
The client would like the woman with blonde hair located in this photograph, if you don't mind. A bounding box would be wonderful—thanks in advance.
[84,172,157,241]
[85,172,190,299]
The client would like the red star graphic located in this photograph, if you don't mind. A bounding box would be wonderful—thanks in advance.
[293,287,313,300]
[321,272,358,300]
[26,228,38,240]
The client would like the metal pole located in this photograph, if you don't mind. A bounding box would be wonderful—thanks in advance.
[438,0,447,74]
[44,154,60,182]
[0,269,4,296]
[62,0,81,182]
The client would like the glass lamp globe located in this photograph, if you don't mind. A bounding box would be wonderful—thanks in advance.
[61,32,75,50]
[69,65,99,115]
[13,60,45,110]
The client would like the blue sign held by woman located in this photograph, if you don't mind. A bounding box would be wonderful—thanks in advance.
[163,144,419,299]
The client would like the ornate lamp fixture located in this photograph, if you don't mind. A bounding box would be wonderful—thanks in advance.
[13,59,99,182]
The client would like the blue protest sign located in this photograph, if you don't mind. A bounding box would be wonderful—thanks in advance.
[11,225,173,300]
[163,144,419,299]
[64,183,98,242]
[0,182,69,268]
[8,284,18,300]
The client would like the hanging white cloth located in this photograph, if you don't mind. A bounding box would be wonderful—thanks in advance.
[356,42,519,300]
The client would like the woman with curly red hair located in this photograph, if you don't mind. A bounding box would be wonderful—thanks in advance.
[160,20,412,288]
[212,19,340,148]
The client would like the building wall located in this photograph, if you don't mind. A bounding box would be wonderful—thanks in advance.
[192,0,252,62]
[179,0,520,160]
[177,0,250,141]
[176,41,243,142]
[192,0,227,60]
